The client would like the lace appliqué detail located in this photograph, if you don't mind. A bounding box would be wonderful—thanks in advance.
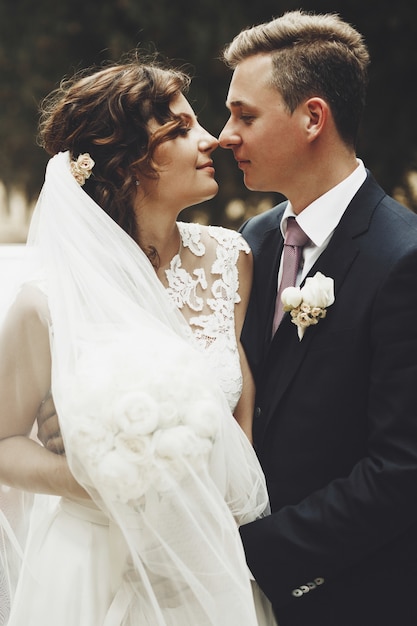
[164,223,250,412]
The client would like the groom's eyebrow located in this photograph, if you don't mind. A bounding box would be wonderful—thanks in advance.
[225,99,244,110]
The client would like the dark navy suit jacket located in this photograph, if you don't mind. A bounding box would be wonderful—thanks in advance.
[239,172,417,626]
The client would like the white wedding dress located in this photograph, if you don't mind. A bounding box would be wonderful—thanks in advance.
[1,161,276,626]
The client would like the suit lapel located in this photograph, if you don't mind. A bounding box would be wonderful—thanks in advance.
[256,229,284,348]
[263,227,360,405]
[259,173,385,426]
[242,208,285,372]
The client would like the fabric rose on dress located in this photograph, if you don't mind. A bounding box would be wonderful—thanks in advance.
[65,330,222,504]
[113,391,160,436]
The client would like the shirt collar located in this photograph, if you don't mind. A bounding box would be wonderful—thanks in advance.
[281,160,367,246]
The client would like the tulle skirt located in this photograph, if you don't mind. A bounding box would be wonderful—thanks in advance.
[7,498,277,626]
[8,499,116,625]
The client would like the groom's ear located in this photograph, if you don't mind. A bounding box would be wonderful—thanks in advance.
[303,97,329,142]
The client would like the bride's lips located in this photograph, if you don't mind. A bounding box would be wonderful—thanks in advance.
[197,160,215,174]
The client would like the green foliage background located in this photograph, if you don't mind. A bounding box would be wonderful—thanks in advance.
[1,0,416,229]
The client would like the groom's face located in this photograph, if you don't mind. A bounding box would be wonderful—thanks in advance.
[219,53,307,197]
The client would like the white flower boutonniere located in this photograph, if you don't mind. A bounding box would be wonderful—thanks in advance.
[281,271,335,341]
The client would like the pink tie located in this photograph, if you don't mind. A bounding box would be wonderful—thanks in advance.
[272,217,309,335]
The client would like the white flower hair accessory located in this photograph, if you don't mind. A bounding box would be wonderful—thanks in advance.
[70,153,95,186]
[281,271,335,341]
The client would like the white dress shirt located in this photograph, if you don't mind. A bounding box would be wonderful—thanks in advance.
[278,160,367,287]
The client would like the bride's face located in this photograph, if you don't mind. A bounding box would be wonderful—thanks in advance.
[146,94,219,211]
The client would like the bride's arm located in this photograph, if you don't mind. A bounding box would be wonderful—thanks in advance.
[233,248,255,443]
[0,284,87,499]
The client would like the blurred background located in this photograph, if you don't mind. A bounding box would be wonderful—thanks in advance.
[1,0,416,243]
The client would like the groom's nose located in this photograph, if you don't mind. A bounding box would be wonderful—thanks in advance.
[218,120,241,149]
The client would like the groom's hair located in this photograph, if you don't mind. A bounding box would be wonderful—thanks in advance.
[222,10,370,148]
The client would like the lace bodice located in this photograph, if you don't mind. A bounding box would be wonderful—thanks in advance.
[163,222,250,412]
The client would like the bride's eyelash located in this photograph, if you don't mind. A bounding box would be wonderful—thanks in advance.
[178,125,191,136]
[175,113,193,136]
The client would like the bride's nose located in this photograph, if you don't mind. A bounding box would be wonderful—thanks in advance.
[199,131,219,153]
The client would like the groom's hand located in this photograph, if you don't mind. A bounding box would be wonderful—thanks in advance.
[36,393,65,455]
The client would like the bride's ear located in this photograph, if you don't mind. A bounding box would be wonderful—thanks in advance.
[303,97,329,142]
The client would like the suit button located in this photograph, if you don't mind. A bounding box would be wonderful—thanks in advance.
[291,588,303,598]
[254,406,262,419]
[314,577,325,586]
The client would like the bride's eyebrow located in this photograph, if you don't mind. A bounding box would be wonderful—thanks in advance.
[176,112,198,126]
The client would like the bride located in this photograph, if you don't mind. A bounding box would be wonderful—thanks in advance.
[0,54,276,625]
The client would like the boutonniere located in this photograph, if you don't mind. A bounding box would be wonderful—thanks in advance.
[281,272,335,341]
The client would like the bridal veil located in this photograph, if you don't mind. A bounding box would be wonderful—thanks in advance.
[0,152,269,625]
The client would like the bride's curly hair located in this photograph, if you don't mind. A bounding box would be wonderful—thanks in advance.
[38,52,192,242]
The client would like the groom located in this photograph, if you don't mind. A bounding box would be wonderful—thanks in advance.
[219,10,417,626]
